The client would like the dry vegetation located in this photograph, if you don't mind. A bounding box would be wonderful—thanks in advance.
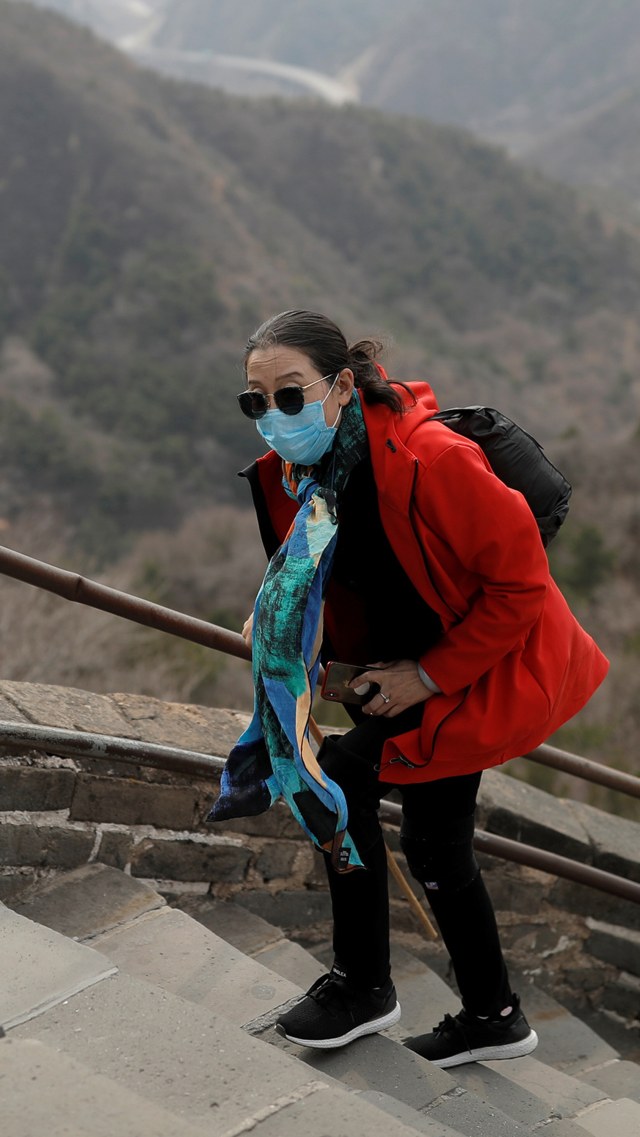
[0,508,265,713]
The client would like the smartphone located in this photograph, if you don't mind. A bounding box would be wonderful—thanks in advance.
[320,661,382,705]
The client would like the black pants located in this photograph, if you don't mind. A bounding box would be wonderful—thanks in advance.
[318,707,512,1018]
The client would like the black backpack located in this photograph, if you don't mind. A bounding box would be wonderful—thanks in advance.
[431,406,571,547]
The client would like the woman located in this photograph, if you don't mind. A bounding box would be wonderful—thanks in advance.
[209,309,608,1066]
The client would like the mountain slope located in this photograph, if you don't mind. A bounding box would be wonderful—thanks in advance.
[526,86,640,210]
[148,0,640,209]
[147,0,640,152]
[14,1,640,211]
[153,0,416,70]
[2,0,640,562]
[354,1,640,148]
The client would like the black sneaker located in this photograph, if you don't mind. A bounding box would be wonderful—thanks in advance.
[404,995,538,1068]
[275,972,401,1049]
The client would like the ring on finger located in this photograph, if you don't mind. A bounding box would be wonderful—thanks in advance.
[379,692,390,704]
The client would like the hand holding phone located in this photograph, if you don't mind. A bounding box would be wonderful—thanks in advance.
[320,661,382,705]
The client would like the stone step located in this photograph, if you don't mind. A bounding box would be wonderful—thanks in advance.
[176,891,638,1134]
[453,1055,608,1130]
[6,868,477,1136]
[9,953,428,1137]
[305,933,640,1132]
[7,865,323,1028]
[388,944,640,1130]
[10,865,638,1136]
[11,868,535,1135]
[176,893,288,955]
[0,1037,213,1137]
[227,934,531,1135]
[358,1090,469,1137]
[311,936,623,1078]
[0,901,116,1031]
[268,1026,531,1136]
[91,905,306,1027]
[176,892,326,991]
[512,982,619,1075]
[176,898,537,1132]
[378,940,622,1078]
[9,860,166,938]
[578,1059,640,1104]
[561,1098,640,1136]
[230,884,333,935]
[76,881,503,1136]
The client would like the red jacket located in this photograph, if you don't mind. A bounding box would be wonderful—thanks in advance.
[249,384,609,784]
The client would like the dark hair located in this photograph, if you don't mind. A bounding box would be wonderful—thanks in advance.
[244,309,406,413]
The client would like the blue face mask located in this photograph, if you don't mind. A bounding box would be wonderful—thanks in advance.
[256,377,342,465]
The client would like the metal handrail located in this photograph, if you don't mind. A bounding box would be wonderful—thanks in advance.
[1,721,638,905]
[1,542,639,908]
[0,720,225,780]
[523,742,640,800]
[1,544,638,803]
[0,545,251,662]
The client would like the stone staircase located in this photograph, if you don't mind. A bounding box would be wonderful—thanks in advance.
[2,863,639,1136]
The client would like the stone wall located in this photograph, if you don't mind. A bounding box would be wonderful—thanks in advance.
[0,680,331,906]
[1,679,639,1039]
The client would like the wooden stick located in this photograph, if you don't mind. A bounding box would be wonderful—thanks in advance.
[309,715,438,941]
[385,844,438,940]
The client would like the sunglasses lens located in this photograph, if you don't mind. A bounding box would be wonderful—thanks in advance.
[237,391,268,419]
[237,385,307,418]
[275,387,305,415]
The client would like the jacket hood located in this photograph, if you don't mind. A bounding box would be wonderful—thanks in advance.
[374,364,439,418]
[358,377,441,457]
[392,379,440,415]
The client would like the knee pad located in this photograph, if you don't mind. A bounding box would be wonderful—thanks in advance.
[400,812,479,894]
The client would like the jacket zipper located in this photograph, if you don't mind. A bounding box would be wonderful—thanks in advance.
[407,458,450,613]
[384,460,457,769]
[387,751,419,768]
[386,691,466,769]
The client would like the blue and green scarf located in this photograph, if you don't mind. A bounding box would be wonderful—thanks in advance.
[208,397,368,871]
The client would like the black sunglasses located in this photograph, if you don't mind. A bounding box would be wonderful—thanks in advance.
[237,373,338,420]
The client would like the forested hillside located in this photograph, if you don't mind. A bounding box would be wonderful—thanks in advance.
[527,87,640,209]
[1,1,639,785]
[14,1,640,208]
[3,0,640,554]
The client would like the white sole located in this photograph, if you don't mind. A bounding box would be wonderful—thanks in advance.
[277,1000,401,1049]
[431,1028,539,1068]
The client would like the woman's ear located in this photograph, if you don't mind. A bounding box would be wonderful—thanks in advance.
[336,368,355,404]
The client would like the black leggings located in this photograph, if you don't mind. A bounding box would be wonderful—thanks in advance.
[318,707,512,1018]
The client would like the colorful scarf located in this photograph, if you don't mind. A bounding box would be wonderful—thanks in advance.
[208,397,369,871]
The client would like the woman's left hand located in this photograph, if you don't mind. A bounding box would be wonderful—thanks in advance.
[241,611,254,648]
[349,659,436,718]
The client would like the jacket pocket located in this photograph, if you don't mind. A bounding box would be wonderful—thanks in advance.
[420,690,468,762]
[380,691,467,779]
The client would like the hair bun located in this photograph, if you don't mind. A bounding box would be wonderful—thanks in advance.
[348,338,385,364]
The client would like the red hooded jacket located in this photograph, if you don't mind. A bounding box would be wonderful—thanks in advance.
[248,383,609,784]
